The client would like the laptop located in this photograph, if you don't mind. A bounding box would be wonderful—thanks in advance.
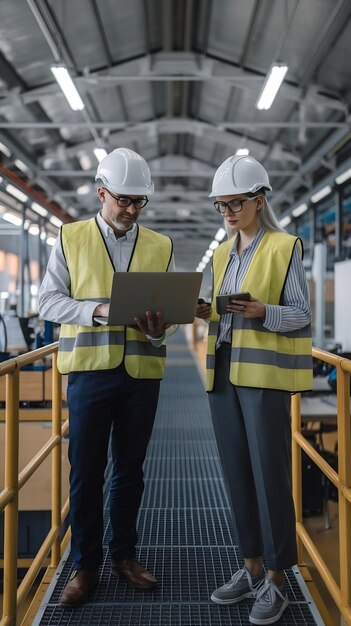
[93,271,203,326]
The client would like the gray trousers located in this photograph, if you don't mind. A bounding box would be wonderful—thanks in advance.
[208,343,297,571]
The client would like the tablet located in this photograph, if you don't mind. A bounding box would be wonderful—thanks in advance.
[94,272,203,326]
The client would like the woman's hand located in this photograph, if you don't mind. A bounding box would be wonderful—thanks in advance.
[226,297,265,320]
[132,311,171,338]
[196,299,212,320]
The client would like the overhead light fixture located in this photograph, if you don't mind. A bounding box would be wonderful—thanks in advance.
[335,167,351,185]
[209,240,219,250]
[292,202,308,217]
[205,249,214,258]
[311,185,332,204]
[3,212,23,226]
[256,64,288,111]
[214,227,226,241]
[201,255,210,264]
[49,215,63,228]
[93,147,108,163]
[31,202,48,217]
[235,148,249,156]
[77,184,90,195]
[279,216,291,228]
[14,159,29,173]
[0,142,11,157]
[40,231,47,240]
[50,65,85,111]
[5,184,28,203]
[79,154,92,170]
[29,225,40,236]
[46,237,57,246]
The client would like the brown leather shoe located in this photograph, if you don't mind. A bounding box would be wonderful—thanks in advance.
[60,569,99,607]
[111,558,157,589]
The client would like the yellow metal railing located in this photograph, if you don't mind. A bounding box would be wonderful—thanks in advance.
[1,342,351,624]
[292,347,351,626]
[0,343,69,626]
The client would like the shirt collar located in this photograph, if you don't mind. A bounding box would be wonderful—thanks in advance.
[230,228,264,255]
[96,211,137,241]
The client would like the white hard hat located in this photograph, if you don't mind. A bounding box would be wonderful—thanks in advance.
[209,155,272,197]
[95,147,154,195]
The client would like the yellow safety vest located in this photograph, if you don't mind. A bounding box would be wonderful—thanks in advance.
[206,230,312,392]
[57,218,173,378]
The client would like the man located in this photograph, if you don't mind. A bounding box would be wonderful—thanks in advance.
[38,147,176,607]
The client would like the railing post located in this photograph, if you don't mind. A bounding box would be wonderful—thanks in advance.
[2,370,20,626]
[51,353,62,567]
[291,392,303,563]
[337,361,351,619]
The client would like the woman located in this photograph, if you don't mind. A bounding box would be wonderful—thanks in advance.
[196,155,312,625]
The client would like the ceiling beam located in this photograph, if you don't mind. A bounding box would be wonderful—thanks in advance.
[0,52,346,113]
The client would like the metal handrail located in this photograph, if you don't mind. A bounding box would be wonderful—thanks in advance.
[292,347,351,626]
[1,343,350,624]
[0,343,69,626]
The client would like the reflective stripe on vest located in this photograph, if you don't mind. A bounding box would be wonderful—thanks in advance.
[57,218,172,377]
[206,231,312,392]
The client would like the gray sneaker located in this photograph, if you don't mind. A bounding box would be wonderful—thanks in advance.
[249,578,288,624]
[211,567,265,605]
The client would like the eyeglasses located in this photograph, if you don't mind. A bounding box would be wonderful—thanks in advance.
[106,189,148,210]
[214,197,257,214]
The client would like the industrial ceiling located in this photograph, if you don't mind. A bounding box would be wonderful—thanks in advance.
[0,0,350,275]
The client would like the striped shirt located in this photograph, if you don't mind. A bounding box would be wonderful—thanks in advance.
[216,229,311,347]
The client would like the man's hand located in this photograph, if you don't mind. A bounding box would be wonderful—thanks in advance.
[195,298,212,320]
[93,303,110,318]
[132,311,171,338]
[225,296,265,320]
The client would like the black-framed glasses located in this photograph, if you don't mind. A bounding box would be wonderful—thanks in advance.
[106,189,148,210]
[214,197,257,214]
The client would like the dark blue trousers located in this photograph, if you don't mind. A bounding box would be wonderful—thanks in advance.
[67,364,160,570]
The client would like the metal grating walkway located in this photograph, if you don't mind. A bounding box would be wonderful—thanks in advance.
[33,331,323,625]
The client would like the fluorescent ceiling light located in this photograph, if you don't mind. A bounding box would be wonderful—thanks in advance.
[311,185,332,204]
[3,212,23,226]
[335,167,351,185]
[77,184,90,195]
[46,237,56,246]
[235,148,249,156]
[215,227,226,241]
[256,64,288,111]
[29,225,40,236]
[49,215,63,227]
[209,240,219,250]
[50,65,85,111]
[279,216,291,228]
[31,202,48,217]
[14,158,29,173]
[5,184,28,203]
[0,142,11,157]
[79,154,92,170]
[93,147,108,163]
[198,262,206,270]
[292,202,308,217]
[201,255,210,264]
[205,249,214,258]
[40,231,46,240]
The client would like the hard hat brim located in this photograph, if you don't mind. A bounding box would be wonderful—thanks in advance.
[208,184,271,198]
